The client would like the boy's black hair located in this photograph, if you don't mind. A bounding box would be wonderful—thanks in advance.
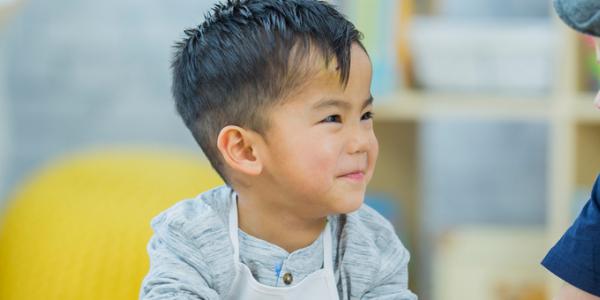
[171,0,364,182]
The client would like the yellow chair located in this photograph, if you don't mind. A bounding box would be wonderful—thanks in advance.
[0,148,223,300]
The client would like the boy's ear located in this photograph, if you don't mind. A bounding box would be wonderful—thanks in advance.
[216,125,263,176]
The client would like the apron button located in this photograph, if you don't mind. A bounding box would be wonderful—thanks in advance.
[282,272,293,285]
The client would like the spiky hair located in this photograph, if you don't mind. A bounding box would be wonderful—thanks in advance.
[171,0,364,182]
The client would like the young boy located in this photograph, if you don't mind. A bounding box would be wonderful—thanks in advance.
[140,0,417,299]
[542,0,600,299]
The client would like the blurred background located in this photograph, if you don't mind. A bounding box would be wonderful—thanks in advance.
[0,0,598,299]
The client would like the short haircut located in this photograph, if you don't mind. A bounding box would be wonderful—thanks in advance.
[171,0,364,182]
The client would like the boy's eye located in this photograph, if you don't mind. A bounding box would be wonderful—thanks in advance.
[361,111,374,121]
[322,115,342,123]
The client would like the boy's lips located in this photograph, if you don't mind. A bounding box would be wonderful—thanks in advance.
[339,171,365,181]
[595,91,600,109]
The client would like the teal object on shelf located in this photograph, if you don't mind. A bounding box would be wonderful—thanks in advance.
[364,194,398,224]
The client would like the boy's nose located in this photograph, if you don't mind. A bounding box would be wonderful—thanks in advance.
[347,128,371,154]
[595,90,600,110]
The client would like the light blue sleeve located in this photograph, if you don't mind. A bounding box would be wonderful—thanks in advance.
[140,236,219,300]
[139,190,236,300]
[350,205,417,300]
[139,235,220,300]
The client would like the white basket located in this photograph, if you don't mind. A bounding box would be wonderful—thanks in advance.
[409,18,558,95]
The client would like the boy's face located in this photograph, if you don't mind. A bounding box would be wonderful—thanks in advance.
[257,43,378,217]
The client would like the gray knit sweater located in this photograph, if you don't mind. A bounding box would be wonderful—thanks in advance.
[140,185,417,299]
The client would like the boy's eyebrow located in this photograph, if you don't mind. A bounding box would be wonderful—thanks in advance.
[312,95,374,111]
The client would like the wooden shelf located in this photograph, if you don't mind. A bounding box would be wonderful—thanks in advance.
[374,91,552,122]
[573,94,600,123]
[374,91,600,124]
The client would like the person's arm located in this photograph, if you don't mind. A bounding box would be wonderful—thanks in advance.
[360,235,418,300]
[140,235,220,300]
[542,175,600,298]
[555,283,600,300]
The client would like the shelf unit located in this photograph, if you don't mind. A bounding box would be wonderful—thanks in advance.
[367,5,600,299]
[375,91,551,121]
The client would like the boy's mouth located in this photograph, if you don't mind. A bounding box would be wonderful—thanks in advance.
[339,171,365,182]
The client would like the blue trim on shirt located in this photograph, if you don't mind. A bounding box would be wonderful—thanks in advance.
[274,261,282,278]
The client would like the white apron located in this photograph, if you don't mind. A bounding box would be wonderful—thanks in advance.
[225,196,339,300]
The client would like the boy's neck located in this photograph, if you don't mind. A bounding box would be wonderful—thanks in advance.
[236,193,327,254]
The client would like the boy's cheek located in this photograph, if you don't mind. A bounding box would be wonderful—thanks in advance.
[369,135,379,166]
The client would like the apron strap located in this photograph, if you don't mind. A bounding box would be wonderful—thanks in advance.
[322,219,333,271]
[228,191,241,261]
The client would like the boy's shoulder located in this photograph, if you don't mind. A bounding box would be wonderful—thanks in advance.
[332,204,411,295]
[147,185,236,295]
[150,184,234,250]
[332,202,409,263]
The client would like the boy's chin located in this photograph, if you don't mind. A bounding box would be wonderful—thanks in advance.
[331,195,364,214]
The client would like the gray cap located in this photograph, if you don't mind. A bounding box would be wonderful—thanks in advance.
[554,0,600,36]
